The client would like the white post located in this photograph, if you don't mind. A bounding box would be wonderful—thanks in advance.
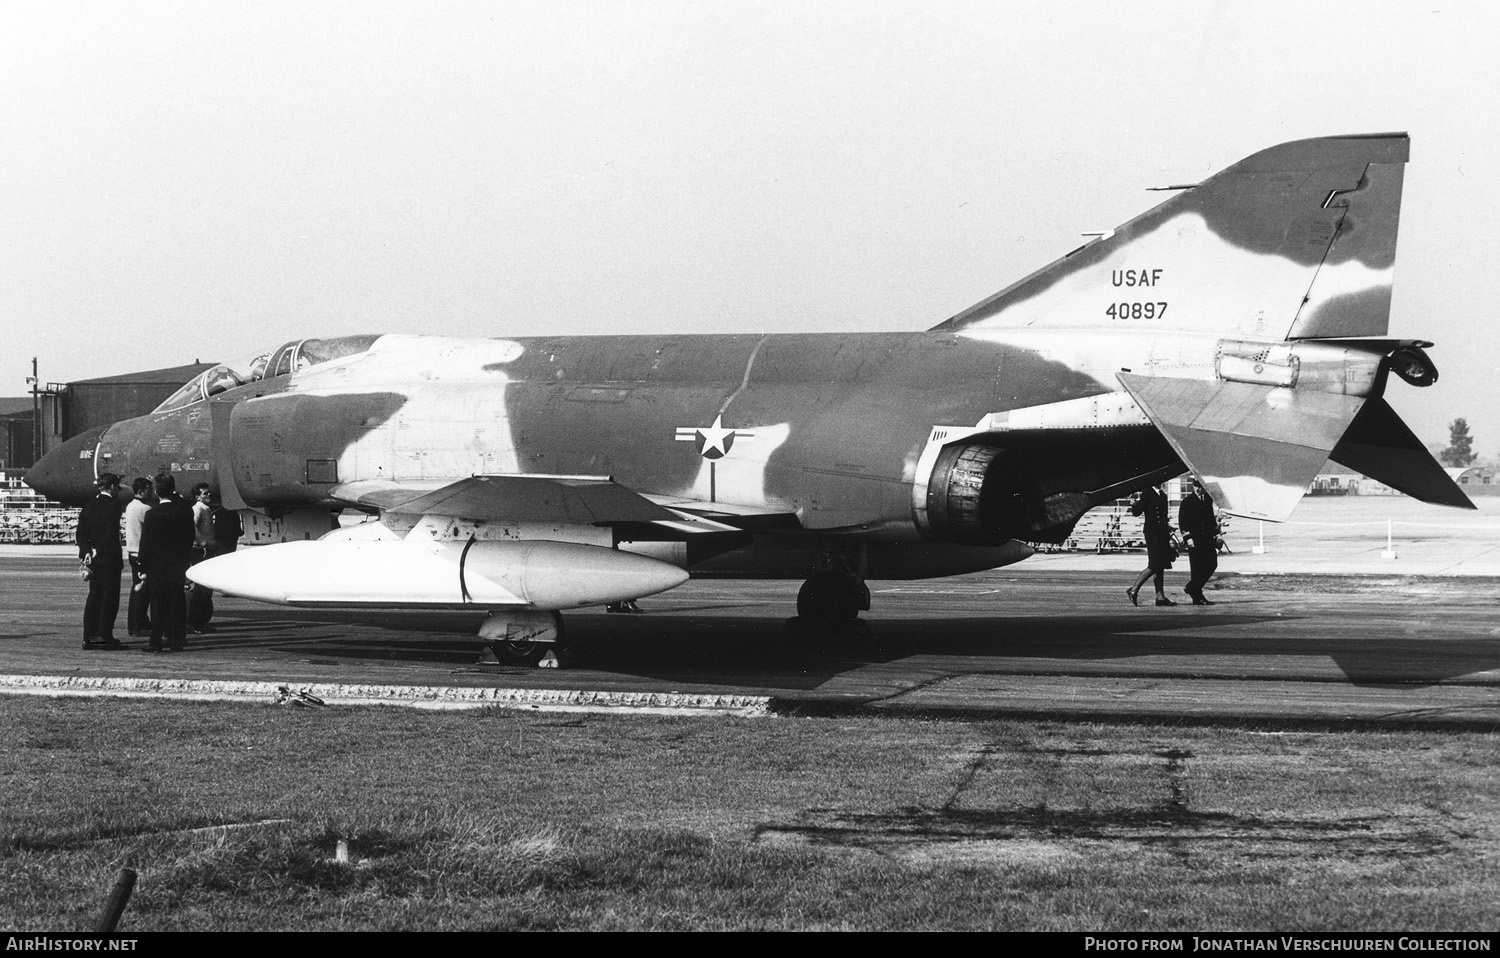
[1252,520,1266,555]
[1381,517,1397,559]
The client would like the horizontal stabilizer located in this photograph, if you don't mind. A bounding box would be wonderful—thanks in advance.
[1328,398,1475,508]
[1118,373,1364,521]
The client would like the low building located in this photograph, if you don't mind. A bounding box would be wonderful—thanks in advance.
[1445,465,1495,486]
[1310,463,1401,496]
[0,398,36,471]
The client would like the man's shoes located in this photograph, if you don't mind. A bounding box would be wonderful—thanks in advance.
[167,645,185,653]
[1126,588,1139,607]
[99,639,125,650]
[142,645,163,653]
[1155,597,1176,607]
[1192,596,1214,606]
[606,600,643,614]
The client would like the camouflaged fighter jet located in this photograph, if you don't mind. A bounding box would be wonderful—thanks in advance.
[26,133,1473,666]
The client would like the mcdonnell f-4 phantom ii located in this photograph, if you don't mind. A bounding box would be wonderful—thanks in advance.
[27,133,1473,666]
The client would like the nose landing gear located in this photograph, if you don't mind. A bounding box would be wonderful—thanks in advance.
[478,610,575,668]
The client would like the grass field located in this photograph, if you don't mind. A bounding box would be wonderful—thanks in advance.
[2,696,1496,932]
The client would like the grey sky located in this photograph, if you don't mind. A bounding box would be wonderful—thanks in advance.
[3,1,1497,450]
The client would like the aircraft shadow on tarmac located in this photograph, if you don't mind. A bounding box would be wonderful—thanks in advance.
[864,614,1500,686]
[192,604,1500,689]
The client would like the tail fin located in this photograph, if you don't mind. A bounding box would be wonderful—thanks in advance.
[933,133,1407,340]
[931,133,1470,520]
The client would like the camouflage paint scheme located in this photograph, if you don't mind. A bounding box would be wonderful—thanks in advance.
[67,331,1136,579]
[26,134,1472,643]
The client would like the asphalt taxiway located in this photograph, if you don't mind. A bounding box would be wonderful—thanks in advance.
[2,496,1498,729]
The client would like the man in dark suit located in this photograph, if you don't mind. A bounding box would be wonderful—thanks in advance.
[1177,477,1220,606]
[138,474,197,652]
[76,472,124,649]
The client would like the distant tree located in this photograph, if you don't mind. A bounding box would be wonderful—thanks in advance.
[1440,418,1477,467]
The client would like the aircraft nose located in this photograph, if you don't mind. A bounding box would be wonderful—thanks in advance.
[25,424,109,506]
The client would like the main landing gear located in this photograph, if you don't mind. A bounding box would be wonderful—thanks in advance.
[788,569,872,638]
[477,570,874,668]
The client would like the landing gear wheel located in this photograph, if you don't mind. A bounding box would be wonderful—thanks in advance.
[496,637,575,668]
[484,611,575,668]
[796,569,870,624]
[794,570,871,635]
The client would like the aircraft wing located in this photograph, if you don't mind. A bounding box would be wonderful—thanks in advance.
[331,475,792,534]
[359,475,676,524]
[641,494,804,532]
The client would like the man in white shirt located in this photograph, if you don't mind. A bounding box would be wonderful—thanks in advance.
[187,482,215,632]
[123,477,155,637]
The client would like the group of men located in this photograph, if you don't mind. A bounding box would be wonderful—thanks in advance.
[76,472,242,653]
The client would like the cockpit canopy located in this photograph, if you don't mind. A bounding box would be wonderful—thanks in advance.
[152,335,381,413]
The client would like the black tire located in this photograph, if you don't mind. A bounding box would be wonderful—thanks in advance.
[796,570,870,625]
[495,613,573,667]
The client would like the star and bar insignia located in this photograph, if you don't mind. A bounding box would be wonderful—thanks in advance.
[675,415,755,460]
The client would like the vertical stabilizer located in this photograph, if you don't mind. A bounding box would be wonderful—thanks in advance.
[933,134,1408,341]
